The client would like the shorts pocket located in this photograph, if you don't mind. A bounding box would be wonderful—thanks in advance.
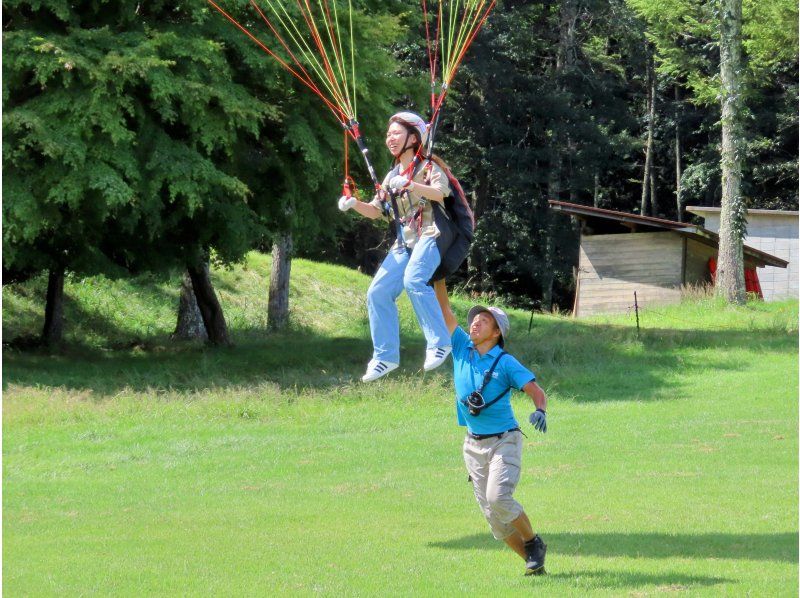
[494,454,522,490]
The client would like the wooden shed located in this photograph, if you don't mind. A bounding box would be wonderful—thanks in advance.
[549,200,789,317]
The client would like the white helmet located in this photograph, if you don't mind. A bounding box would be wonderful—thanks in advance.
[389,111,429,146]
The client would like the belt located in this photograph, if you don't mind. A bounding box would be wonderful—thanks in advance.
[468,427,521,441]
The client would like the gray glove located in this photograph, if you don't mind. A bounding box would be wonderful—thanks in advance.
[529,409,547,433]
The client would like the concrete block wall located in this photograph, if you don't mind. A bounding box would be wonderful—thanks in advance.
[688,209,798,301]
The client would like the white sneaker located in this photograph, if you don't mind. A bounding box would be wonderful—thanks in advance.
[424,346,452,371]
[361,359,399,382]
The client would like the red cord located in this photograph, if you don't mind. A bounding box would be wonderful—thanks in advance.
[343,131,352,198]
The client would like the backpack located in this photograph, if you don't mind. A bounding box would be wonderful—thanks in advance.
[439,169,475,241]
[426,162,475,282]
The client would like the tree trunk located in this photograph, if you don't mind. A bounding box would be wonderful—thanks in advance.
[557,0,578,72]
[542,0,576,311]
[543,156,561,311]
[593,171,600,208]
[187,262,231,346]
[640,46,655,216]
[674,85,683,221]
[716,0,747,304]
[650,169,658,216]
[172,271,208,341]
[42,266,65,347]
[268,231,293,331]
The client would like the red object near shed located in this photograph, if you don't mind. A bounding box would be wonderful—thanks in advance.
[708,258,764,298]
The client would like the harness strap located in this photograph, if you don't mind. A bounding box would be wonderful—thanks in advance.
[393,160,437,242]
[479,385,512,412]
[461,351,509,414]
[384,164,410,253]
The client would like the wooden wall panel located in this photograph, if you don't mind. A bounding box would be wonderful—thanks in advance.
[575,232,684,316]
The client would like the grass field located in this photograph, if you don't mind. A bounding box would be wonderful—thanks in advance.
[3,253,798,596]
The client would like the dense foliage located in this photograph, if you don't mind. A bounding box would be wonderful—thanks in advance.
[3,0,405,282]
[427,0,797,309]
[4,0,797,316]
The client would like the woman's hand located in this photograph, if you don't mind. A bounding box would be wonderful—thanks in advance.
[389,174,413,193]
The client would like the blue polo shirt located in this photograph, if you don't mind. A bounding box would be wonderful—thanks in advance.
[451,326,536,435]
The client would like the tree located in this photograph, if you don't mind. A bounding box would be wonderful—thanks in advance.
[41,267,65,347]
[628,0,797,298]
[3,0,266,345]
[627,0,798,213]
[436,0,644,309]
[4,0,408,344]
[640,43,656,216]
[716,0,746,303]
[268,232,293,331]
[173,272,208,341]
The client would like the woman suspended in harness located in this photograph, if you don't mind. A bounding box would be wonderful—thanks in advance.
[338,111,453,382]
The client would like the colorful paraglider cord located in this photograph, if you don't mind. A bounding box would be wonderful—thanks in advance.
[207,0,495,252]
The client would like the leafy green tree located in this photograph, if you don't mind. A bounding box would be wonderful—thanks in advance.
[3,0,407,343]
[437,0,645,309]
[3,0,267,344]
[627,0,798,212]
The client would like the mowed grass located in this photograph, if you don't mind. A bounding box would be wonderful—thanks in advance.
[3,253,798,596]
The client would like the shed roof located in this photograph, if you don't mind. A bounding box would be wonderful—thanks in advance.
[687,206,799,217]
[548,200,788,269]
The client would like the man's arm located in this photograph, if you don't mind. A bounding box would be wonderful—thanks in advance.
[522,380,547,412]
[524,380,548,433]
[433,279,458,335]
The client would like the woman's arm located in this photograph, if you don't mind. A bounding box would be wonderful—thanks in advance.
[389,170,445,204]
[351,198,383,219]
[409,180,444,204]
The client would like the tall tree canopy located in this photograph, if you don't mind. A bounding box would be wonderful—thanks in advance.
[4,0,408,339]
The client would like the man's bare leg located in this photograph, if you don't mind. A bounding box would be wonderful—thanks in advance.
[504,512,536,559]
[511,511,535,543]
[504,532,526,559]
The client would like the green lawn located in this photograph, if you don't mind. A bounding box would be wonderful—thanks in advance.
[3,254,798,596]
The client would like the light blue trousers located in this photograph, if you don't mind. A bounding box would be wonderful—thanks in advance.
[367,236,451,364]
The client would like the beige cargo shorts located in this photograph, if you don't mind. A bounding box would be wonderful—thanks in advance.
[462,429,524,540]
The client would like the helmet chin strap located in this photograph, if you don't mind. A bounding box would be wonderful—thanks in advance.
[396,130,417,162]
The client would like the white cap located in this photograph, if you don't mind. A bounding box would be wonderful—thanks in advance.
[389,111,429,146]
[467,305,510,348]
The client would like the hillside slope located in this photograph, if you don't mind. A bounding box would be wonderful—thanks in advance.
[3,251,797,398]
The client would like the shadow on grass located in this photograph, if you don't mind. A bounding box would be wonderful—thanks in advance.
[544,570,732,591]
[428,531,799,563]
[3,319,796,397]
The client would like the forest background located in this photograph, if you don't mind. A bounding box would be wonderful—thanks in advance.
[4,0,798,339]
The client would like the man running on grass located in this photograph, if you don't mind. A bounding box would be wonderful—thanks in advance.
[433,279,549,575]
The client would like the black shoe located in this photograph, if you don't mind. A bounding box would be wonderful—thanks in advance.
[524,535,547,576]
